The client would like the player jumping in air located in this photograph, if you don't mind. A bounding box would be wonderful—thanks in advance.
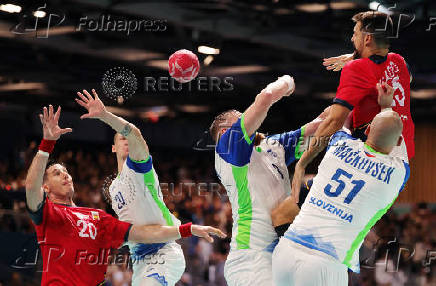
[272,85,410,286]
[209,76,329,286]
[26,104,225,286]
[75,89,186,286]
[291,11,415,202]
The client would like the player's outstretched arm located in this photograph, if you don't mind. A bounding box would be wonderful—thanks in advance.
[25,105,72,211]
[291,104,350,203]
[128,223,226,244]
[75,89,149,161]
[243,75,295,137]
[300,106,331,140]
[323,53,354,72]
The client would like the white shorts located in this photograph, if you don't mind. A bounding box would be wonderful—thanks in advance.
[131,242,185,286]
[272,238,348,286]
[224,249,273,286]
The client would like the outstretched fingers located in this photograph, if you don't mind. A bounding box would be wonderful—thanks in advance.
[91,89,99,100]
[48,105,54,120]
[43,106,48,121]
[203,232,214,243]
[75,98,88,108]
[208,226,226,239]
[382,82,394,95]
[76,91,89,103]
[82,89,93,101]
[54,106,61,123]
[323,56,340,66]
[59,128,73,135]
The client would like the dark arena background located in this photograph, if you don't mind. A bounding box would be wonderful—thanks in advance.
[0,0,435,285]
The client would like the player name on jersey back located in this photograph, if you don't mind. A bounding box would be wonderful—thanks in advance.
[330,136,396,184]
[285,131,409,273]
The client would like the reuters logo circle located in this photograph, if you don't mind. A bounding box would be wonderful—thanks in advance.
[101,66,137,102]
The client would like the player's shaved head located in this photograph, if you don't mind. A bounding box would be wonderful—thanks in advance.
[366,111,403,154]
[209,109,242,142]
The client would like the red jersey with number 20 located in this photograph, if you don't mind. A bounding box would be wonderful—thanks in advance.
[334,53,415,159]
[29,196,132,286]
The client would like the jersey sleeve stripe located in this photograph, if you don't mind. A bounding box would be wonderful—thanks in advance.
[294,125,306,160]
[240,113,253,145]
[232,165,252,249]
[399,161,410,193]
[126,156,152,173]
[342,194,398,270]
[124,224,133,242]
[216,117,254,167]
[26,193,46,225]
[333,98,354,110]
[143,171,174,226]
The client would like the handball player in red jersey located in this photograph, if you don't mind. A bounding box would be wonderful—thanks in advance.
[25,105,226,286]
[291,11,415,201]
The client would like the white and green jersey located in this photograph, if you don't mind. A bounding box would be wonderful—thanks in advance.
[109,156,180,259]
[215,114,305,251]
[284,130,410,273]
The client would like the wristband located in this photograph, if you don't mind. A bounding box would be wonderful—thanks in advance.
[37,150,50,157]
[278,75,295,95]
[39,139,56,153]
[179,222,192,238]
[381,107,393,112]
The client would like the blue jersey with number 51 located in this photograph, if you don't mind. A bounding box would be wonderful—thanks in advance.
[284,130,410,273]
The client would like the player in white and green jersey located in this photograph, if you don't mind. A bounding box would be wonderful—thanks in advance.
[109,136,185,286]
[272,107,410,286]
[209,76,325,286]
[76,89,185,286]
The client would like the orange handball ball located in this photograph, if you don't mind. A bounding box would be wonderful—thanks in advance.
[168,49,200,83]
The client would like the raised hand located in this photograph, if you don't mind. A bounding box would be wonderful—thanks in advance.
[323,53,353,72]
[39,105,72,140]
[264,75,295,104]
[376,82,394,109]
[75,89,107,119]
[191,224,226,243]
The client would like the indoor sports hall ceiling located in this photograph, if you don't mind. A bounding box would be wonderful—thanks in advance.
[0,0,435,125]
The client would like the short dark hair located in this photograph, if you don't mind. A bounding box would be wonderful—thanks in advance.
[209,109,240,142]
[43,162,66,183]
[352,11,393,48]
